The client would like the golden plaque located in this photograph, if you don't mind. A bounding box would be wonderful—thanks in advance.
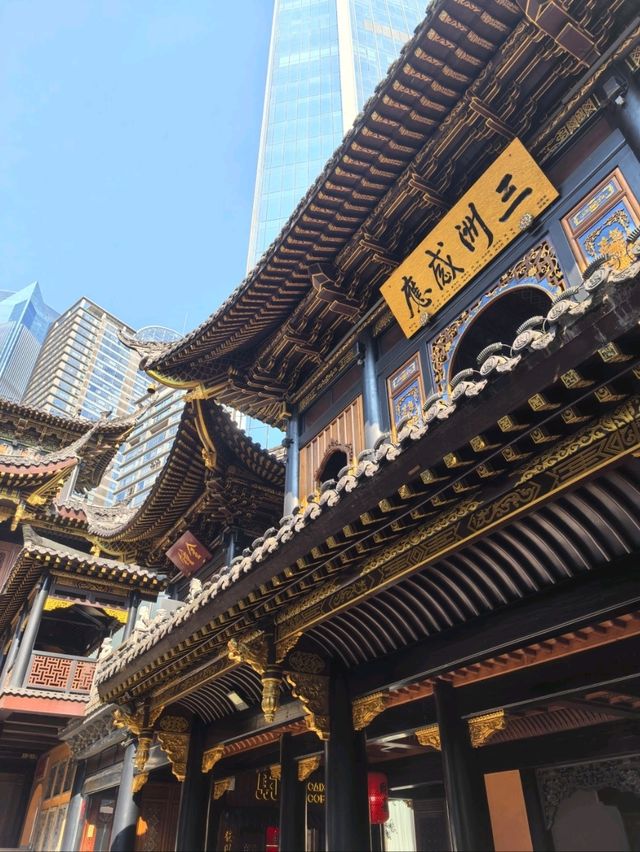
[381,138,559,337]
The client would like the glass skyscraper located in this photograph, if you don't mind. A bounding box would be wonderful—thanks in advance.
[246,0,425,269]
[0,283,58,403]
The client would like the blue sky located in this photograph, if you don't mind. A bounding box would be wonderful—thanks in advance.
[0,0,274,331]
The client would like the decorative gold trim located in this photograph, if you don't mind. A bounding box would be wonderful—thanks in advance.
[416,724,441,750]
[158,715,189,733]
[157,731,190,782]
[227,631,268,675]
[134,735,152,772]
[285,672,330,741]
[193,398,218,470]
[261,675,281,723]
[43,597,74,613]
[213,778,233,800]
[468,710,507,747]
[146,369,201,390]
[269,764,281,781]
[298,755,321,781]
[352,692,389,731]
[131,773,148,794]
[202,745,225,774]
[275,630,302,663]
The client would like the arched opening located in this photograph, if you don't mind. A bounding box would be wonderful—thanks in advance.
[449,287,552,379]
[316,448,349,488]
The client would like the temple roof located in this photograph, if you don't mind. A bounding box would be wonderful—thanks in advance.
[96,257,640,694]
[64,400,284,563]
[0,526,165,635]
[128,0,634,423]
[0,400,137,494]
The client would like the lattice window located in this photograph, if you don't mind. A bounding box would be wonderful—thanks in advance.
[70,660,97,693]
[28,654,72,691]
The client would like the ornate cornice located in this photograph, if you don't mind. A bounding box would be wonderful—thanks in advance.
[352,692,389,731]
[415,724,441,751]
[468,710,507,747]
[202,745,225,774]
[298,755,322,781]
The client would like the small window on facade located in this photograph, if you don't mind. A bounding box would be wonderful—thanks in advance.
[387,353,425,438]
[561,168,640,272]
[316,446,349,487]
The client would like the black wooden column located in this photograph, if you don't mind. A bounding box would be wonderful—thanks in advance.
[279,732,305,852]
[175,717,209,852]
[0,604,27,684]
[361,331,382,449]
[325,667,370,852]
[60,759,87,852]
[122,591,141,641]
[110,739,140,852]
[434,680,494,852]
[283,407,300,516]
[11,573,52,687]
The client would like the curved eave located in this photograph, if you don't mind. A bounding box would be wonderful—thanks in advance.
[140,0,525,383]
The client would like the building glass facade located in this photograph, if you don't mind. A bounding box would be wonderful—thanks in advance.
[0,283,58,402]
[23,298,148,423]
[246,0,424,268]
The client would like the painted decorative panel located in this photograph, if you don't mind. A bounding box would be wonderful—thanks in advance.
[387,354,426,437]
[429,241,565,388]
[562,168,640,271]
[298,396,364,500]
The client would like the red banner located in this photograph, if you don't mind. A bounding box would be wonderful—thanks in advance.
[166,531,212,576]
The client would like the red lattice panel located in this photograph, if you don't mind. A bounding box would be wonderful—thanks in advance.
[27,654,72,690]
[70,660,97,693]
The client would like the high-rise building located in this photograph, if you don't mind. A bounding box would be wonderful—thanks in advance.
[23,297,148,422]
[246,0,424,268]
[107,327,183,509]
[0,282,58,402]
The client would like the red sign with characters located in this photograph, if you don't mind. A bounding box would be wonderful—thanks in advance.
[166,531,212,576]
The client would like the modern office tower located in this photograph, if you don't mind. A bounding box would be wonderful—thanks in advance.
[0,282,58,402]
[246,0,425,268]
[23,297,148,422]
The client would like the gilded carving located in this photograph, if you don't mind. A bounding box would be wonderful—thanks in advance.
[287,651,325,674]
[157,731,190,782]
[285,672,330,741]
[468,710,507,747]
[158,715,189,733]
[131,773,149,794]
[275,630,302,663]
[213,778,234,800]
[261,675,281,723]
[298,755,321,781]
[517,399,639,484]
[416,724,441,750]
[352,692,389,731]
[134,735,152,772]
[202,746,225,774]
[227,631,268,675]
[269,764,281,781]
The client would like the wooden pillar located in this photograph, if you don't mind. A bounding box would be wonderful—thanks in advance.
[110,740,140,852]
[11,573,52,687]
[122,591,141,641]
[283,406,300,516]
[279,732,305,852]
[325,667,370,852]
[609,75,640,162]
[175,717,209,852]
[361,331,382,448]
[60,759,87,852]
[434,680,494,852]
[0,604,28,685]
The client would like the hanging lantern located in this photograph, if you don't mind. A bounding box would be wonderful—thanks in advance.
[265,825,279,852]
[368,772,389,824]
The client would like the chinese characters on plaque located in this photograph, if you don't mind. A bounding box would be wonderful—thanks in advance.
[166,530,212,576]
[381,138,558,337]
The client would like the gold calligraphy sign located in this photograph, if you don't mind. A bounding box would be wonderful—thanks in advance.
[381,138,558,337]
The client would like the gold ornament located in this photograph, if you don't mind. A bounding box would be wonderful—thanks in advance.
[269,764,281,781]
[157,731,190,782]
[134,735,152,772]
[415,724,441,751]
[202,745,225,774]
[285,672,330,741]
[261,675,281,723]
[298,756,321,782]
[227,631,268,675]
[468,710,506,747]
[132,773,148,794]
[352,692,389,731]
[213,778,233,800]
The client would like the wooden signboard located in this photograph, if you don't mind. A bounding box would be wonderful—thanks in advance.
[381,138,558,337]
[166,531,211,576]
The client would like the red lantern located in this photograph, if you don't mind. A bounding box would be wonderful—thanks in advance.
[368,772,389,824]
[265,825,279,852]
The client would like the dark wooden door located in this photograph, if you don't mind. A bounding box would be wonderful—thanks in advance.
[0,771,29,847]
[136,781,181,852]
